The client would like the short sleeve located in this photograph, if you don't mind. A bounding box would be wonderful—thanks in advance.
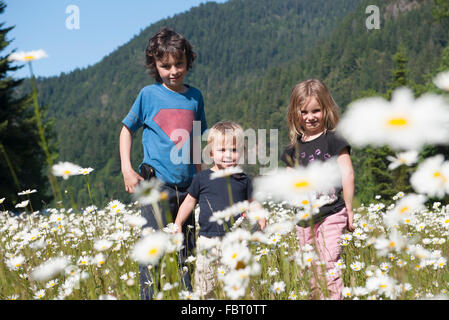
[187,173,201,200]
[122,89,146,133]
[246,176,253,200]
[281,144,298,167]
[329,131,351,156]
[196,93,208,135]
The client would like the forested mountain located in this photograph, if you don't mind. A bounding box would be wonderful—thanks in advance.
[16,0,449,208]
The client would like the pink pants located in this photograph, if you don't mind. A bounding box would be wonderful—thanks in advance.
[296,207,348,300]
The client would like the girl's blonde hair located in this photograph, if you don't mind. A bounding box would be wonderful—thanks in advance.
[287,79,340,145]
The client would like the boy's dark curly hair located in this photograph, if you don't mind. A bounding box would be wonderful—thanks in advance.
[145,27,197,82]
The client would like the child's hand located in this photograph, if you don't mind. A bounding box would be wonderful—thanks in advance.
[122,168,144,194]
[346,209,355,232]
[258,218,266,231]
[174,223,183,234]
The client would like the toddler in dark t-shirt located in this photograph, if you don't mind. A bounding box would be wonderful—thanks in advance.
[174,121,265,298]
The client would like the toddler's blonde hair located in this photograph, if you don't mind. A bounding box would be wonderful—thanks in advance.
[207,121,244,149]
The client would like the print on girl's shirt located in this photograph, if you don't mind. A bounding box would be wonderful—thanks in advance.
[315,149,321,156]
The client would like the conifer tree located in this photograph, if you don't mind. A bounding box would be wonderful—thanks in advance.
[0,1,51,210]
[433,0,449,21]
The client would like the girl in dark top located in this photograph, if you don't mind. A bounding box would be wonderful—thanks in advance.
[281,79,355,300]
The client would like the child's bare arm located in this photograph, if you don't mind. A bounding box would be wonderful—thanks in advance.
[119,125,144,193]
[337,148,355,231]
[174,194,198,233]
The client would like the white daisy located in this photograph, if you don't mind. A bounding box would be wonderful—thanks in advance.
[338,87,449,150]
[52,162,82,180]
[223,277,246,300]
[15,200,29,208]
[31,256,72,282]
[374,230,408,256]
[130,231,168,265]
[221,242,252,270]
[410,155,449,198]
[270,281,286,294]
[8,49,48,62]
[123,214,147,228]
[253,160,341,203]
[365,274,397,298]
[78,167,94,175]
[93,239,113,252]
[210,166,243,180]
[433,70,449,91]
[383,193,427,227]
[17,189,37,196]
[342,287,352,298]
[93,253,107,267]
[106,200,126,214]
[5,255,25,271]
[386,150,419,170]
[133,179,161,206]
[33,289,46,299]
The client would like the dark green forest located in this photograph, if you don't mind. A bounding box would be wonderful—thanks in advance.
[7,0,449,209]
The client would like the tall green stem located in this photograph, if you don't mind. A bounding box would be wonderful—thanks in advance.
[0,142,21,191]
[28,62,63,205]
[84,175,95,207]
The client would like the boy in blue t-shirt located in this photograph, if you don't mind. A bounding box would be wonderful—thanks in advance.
[119,27,207,299]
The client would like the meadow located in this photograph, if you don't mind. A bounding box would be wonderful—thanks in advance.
[2,53,449,300]
[1,188,449,300]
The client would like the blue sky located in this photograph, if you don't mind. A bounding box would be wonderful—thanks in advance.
[4,0,228,79]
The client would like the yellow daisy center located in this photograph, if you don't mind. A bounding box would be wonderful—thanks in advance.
[149,248,158,256]
[293,180,310,190]
[24,55,35,61]
[387,117,408,127]
[434,171,447,182]
[64,170,71,175]
[399,206,409,214]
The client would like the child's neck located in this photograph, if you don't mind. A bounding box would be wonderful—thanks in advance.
[301,130,325,142]
[210,164,236,172]
[162,82,188,93]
